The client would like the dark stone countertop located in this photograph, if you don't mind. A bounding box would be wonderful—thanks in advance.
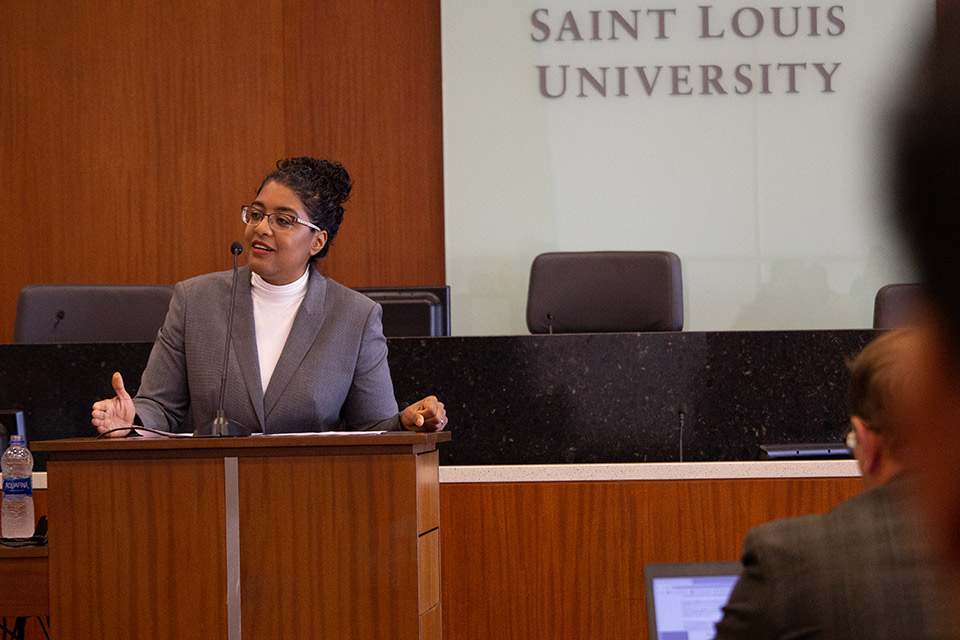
[0,330,876,471]
[387,330,875,466]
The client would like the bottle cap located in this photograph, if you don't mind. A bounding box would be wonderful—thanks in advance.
[9,435,24,444]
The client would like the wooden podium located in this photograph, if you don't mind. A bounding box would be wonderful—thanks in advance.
[34,431,449,639]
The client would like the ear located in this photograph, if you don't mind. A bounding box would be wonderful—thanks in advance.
[310,230,328,257]
[851,415,883,478]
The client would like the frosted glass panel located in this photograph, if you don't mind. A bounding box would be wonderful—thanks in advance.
[443,2,934,334]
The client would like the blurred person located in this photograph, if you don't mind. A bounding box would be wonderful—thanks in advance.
[714,328,952,639]
[893,2,960,594]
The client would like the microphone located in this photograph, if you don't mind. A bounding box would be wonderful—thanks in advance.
[195,241,252,437]
[51,310,65,342]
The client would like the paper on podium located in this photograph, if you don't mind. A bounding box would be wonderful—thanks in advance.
[130,428,193,438]
[250,431,390,436]
[126,429,390,438]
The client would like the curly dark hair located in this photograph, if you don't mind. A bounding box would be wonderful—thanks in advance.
[258,157,352,261]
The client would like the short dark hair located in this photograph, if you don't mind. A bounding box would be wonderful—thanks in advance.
[259,157,352,261]
[894,8,960,353]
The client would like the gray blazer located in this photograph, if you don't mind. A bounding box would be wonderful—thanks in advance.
[714,476,952,639]
[133,265,401,433]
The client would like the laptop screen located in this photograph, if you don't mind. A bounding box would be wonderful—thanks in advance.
[645,562,741,640]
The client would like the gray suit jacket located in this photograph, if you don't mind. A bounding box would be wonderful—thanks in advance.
[133,265,401,433]
[714,476,951,639]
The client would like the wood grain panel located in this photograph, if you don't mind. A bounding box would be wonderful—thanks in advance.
[439,477,862,640]
[31,489,45,524]
[421,603,442,640]
[238,453,421,638]
[419,528,440,614]
[0,546,48,617]
[0,0,444,343]
[280,0,445,289]
[46,457,227,638]
[0,1,286,339]
[418,449,440,534]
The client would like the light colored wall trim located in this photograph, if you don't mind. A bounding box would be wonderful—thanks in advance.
[439,460,861,483]
[33,459,860,490]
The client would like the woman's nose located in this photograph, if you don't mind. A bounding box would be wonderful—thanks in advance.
[255,216,273,234]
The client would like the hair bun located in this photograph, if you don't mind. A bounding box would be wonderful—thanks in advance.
[277,157,351,208]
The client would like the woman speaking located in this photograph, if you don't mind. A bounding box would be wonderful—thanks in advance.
[91,157,446,435]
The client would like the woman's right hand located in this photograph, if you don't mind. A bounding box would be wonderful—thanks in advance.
[91,372,136,437]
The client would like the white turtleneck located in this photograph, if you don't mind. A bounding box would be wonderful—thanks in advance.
[250,268,310,393]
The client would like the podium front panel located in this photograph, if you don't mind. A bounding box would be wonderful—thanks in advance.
[238,453,421,637]
[37,432,449,639]
[47,456,228,639]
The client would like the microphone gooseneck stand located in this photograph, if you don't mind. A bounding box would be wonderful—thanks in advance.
[194,241,252,437]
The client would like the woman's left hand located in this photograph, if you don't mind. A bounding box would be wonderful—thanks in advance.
[401,396,447,431]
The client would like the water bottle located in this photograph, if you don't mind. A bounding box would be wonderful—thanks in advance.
[1,435,35,539]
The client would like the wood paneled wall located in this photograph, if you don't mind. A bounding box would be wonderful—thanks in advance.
[0,0,444,343]
[440,477,863,639]
[19,475,861,639]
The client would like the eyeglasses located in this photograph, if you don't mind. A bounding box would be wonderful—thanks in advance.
[241,205,322,233]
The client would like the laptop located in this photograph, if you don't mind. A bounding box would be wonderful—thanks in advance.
[645,561,742,640]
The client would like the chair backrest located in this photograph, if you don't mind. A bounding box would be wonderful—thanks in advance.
[526,251,683,333]
[14,284,175,343]
[354,286,451,337]
[873,283,925,329]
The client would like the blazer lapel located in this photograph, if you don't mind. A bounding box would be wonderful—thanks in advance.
[232,266,266,431]
[262,267,328,421]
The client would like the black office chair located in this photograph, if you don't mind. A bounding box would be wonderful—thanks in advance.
[13,284,175,343]
[526,251,683,333]
[354,286,451,337]
[873,283,925,329]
